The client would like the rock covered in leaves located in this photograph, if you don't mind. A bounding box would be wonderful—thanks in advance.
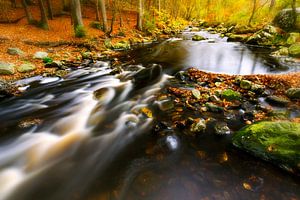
[232,121,300,175]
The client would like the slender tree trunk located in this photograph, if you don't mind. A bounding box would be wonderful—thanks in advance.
[11,0,17,8]
[46,0,54,20]
[96,0,100,21]
[61,0,68,11]
[71,0,85,36]
[158,0,160,12]
[38,0,49,30]
[291,0,296,27]
[248,0,257,25]
[269,0,275,10]
[22,0,34,24]
[137,0,143,30]
[99,0,108,32]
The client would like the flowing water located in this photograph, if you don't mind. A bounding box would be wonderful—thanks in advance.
[0,31,299,200]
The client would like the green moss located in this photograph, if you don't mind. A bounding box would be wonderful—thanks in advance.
[221,89,242,101]
[75,25,86,38]
[89,21,103,30]
[233,121,300,174]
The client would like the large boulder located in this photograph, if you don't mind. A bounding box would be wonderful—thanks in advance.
[0,62,15,75]
[232,121,300,175]
[273,8,300,31]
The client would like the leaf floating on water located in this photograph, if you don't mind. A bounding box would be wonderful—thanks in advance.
[243,182,252,191]
[141,107,153,118]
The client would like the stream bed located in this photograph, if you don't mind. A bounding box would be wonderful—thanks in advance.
[0,30,299,200]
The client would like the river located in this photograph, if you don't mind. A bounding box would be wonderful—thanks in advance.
[0,30,299,200]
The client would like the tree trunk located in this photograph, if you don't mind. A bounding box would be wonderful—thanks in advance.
[99,0,108,32]
[61,0,69,11]
[11,0,17,8]
[38,0,49,30]
[46,0,54,20]
[137,0,143,31]
[291,0,297,29]
[158,0,160,12]
[248,0,257,25]
[269,0,275,10]
[71,0,85,37]
[22,0,34,24]
[96,0,100,21]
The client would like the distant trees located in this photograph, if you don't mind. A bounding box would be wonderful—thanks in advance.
[22,0,34,24]
[38,0,49,29]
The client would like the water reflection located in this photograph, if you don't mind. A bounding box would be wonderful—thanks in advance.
[130,31,300,75]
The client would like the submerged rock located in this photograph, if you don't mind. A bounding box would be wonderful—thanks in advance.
[232,121,300,175]
[190,118,206,133]
[214,122,231,135]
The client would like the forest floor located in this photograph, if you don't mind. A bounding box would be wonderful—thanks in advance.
[0,4,151,81]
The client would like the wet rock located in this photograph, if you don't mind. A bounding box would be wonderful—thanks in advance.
[226,33,248,42]
[266,95,290,106]
[192,89,201,99]
[81,51,92,59]
[158,100,174,111]
[0,62,15,75]
[267,110,290,120]
[214,122,231,135]
[232,121,300,175]
[209,95,221,103]
[34,51,48,59]
[241,111,255,122]
[205,102,223,113]
[0,79,14,98]
[190,118,206,133]
[240,80,252,90]
[286,88,300,99]
[192,35,206,41]
[271,47,289,57]
[93,88,109,101]
[175,71,189,82]
[288,43,300,58]
[251,84,264,94]
[133,64,162,89]
[45,61,63,69]
[7,47,24,56]
[17,63,36,73]
[221,89,242,101]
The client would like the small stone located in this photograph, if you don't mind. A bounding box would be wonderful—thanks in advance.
[214,122,231,135]
[251,84,264,94]
[34,51,48,59]
[205,102,224,113]
[17,63,36,73]
[7,47,24,56]
[0,62,15,75]
[159,100,174,111]
[240,80,252,90]
[190,118,206,133]
[286,88,300,99]
[81,51,92,59]
[209,95,221,103]
[192,89,201,99]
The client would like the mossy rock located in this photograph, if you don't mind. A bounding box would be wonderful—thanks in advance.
[288,43,300,58]
[286,88,300,99]
[17,63,36,73]
[273,8,300,32]
[287,33,300,45]
[221,89,242,101]
[232,121,300,175]
[192,35,206,41]
[0,62,15,75]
